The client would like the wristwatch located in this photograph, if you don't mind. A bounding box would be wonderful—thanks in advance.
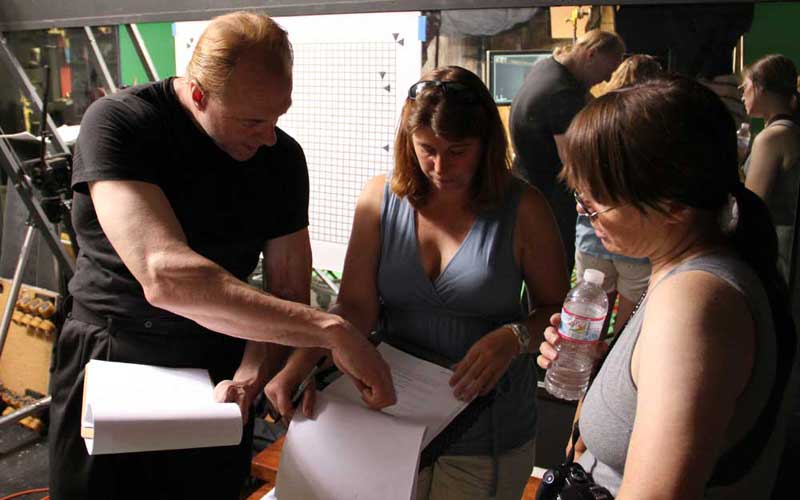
[505,322,531,356]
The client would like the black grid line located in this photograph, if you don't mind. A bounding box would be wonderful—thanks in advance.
[278,41,398,246]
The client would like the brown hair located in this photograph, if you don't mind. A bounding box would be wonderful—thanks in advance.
[553,29,625,59]
[603,54,662,92]
[391,66,511,210]
[562,76,739,210]
[185,11,292,97]
[744,54,799,99]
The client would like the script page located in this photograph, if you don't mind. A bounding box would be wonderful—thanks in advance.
[81,360,242,455]
[326,343,468,447]
[274,391,425,500]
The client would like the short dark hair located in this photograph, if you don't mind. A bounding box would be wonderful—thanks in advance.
[562,75,738,212]
[744,54,798,99]
[391,66,511,210]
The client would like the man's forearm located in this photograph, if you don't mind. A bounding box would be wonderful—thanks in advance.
[143,250,346,349]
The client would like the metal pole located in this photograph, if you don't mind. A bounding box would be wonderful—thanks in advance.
[0,33,69,155]
[125,24,159,82]
[0,137,75,276]
[0,224,36,355]
[84,26,118,93]
[0,396,50,429]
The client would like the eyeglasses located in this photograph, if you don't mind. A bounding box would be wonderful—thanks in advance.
[574,192,620,221]
[407,80,478,103]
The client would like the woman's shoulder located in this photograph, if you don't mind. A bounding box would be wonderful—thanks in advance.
[645,255,758,346]
[515,179,550,213]
[355,174,390,215]
[756,121,800,148]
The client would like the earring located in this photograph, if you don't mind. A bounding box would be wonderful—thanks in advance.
[192,88,203,104]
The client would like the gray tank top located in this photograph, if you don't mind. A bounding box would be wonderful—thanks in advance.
[377,180,537,455]
[577,254,788,498]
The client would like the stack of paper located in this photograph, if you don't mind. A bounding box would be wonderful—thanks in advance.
[272,343,468,500]
[80,360,242,455]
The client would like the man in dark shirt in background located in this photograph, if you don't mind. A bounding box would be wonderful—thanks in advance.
[49,11,395,500]
[510,30,624,275]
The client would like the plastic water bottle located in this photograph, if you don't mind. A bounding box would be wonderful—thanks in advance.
[737,122,751,153]
[544,269,609,401]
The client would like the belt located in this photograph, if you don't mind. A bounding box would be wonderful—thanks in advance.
[70,300,201,335]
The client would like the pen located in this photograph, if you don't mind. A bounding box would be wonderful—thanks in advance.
[289,355,327,407]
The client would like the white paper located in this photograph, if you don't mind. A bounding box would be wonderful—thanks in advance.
[274,392,425,500]
[81,360,242,455]
[326,343,468,448]
[273,344,469,500]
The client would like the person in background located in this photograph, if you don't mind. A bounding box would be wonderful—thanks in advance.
[741,54,800,288]
[49,12,394,500]
[740,53,800,498]
[573,54,661,336]
[510,29,624,276]
[538,76,795,499]
[268,66,568,499]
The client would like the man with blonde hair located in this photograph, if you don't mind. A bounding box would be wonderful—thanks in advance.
[510,30,624,275]
[49,11,395,500]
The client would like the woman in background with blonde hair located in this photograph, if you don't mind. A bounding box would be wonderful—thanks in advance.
[510,29,625,276]
[574,54,662,337]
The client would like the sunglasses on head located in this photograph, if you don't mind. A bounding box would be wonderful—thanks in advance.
[407,80,479,103]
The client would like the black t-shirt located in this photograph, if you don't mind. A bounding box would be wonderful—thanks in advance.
[69,78,309,327]
[509,57,587,196]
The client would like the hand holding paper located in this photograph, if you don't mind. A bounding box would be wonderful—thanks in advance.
[81,360,243,455]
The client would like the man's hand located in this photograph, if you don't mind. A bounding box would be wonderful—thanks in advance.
[329,321,396,409]
[213,379,260,423]
[449,327,519,401]
[264,363,317,423]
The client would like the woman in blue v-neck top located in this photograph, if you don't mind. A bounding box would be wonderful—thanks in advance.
[271,65,568,499]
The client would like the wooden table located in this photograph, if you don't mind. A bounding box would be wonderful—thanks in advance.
[247,436,542,500]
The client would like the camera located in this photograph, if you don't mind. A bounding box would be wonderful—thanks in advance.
[535,462,614,500]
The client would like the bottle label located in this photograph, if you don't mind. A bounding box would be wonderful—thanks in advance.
[558,305,605,343]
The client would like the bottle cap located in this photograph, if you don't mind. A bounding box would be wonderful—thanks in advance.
[583,269,605,286]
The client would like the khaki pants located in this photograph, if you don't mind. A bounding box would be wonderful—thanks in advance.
[416,439,535,500]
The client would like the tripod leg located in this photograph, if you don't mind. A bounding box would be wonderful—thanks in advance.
[0,223,36,356]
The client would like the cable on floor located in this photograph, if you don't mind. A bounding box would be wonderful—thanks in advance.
[0,488,48,500]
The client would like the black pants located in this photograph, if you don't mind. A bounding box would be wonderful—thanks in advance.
[48,304,252,500]
[548,184,577,278]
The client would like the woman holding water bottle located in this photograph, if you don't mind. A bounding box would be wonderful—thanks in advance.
[537,75,795,499]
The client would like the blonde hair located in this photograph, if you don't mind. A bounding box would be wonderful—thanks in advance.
[186,11,292,97]
[553,29,625,58]
[603,54,662,92]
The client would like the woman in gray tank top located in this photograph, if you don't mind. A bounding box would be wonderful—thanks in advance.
[271,66,568,499]
[537,76,795,499]
[741,54,800,288]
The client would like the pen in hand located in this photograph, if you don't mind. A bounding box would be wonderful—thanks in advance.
[289,355,328,408]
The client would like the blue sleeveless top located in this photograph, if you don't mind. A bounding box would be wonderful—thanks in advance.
[377,180,538,456]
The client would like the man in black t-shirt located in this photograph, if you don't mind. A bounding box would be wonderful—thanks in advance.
[510,30,624,275]
[49,12,395,500]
